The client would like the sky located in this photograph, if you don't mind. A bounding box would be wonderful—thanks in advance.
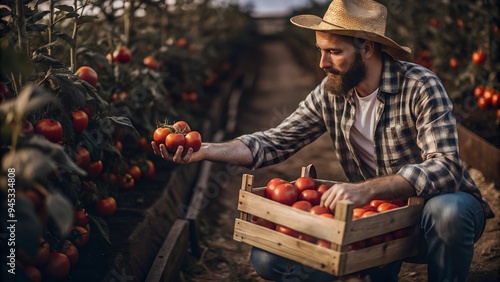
[237,0,329,16]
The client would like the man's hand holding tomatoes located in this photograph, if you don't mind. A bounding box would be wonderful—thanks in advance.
[320,175,416,213]
[151,141,206,164]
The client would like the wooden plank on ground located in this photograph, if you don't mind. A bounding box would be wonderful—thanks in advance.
[145,219,189,282]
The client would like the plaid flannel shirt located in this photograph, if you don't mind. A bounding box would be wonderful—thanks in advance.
[237,54,494,219]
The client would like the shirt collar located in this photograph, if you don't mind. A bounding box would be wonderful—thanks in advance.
[378,54,401,95]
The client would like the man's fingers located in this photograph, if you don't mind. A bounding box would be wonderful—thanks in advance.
[172,146,185,162]
[151,141,160,156]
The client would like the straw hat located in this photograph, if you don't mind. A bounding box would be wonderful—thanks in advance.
[290,0,411,60]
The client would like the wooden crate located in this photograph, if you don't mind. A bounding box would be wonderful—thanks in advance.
[233,166,424,276]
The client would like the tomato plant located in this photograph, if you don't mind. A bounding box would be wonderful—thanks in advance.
[43,252,70,280]
[96,197,117,217]
[293,176,316,193]
[76,66,98,87]
[153,127,172,144]
[71,110,89,133]
[113,46,132,63]
[36,119,63,143]
[75,146,91,169]
[74,208,89,227]
[265,178,288,199]
[185,131,202,152]
[165,133,186,153]
[271,183,298,206]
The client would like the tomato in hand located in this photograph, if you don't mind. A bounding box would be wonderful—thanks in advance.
[43,252,70,280]
[265,178,288,199]
[185,131,202,152]
[113,46,132,63]
[165,133,186,153]
[173,121,191,133]
[36,119,63,143]
[96,197,117,217]
[72,110,89,133]
[294,176,316,193]
[76,66,98,87]
[153,127,172,144]
[271,183,298,206]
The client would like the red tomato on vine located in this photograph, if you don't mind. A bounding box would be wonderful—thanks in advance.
[153,127,172,144]
[185,131,202,152]
[173,121,191,133]
[36,119,63,143]
[96,197,117,217]
[165,133,186,153]
[72,110,89,133]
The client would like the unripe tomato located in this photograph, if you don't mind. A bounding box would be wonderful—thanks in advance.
[96,197,117,217]
[76,66,98,87]
[43,252,70,280]
[72,110,89,133]
[36,119,63,143]
[185,131,202,152]
[113,46,132,63]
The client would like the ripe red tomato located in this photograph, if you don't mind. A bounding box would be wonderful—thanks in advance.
[173,121,191,133]
[153,127,172,144]
[316,184,329,197]
[60,240,79,265]
[76,66,98,87]
[449,58,459,69]
[36,119,63,143]
[71,226,90,248]
[291,200,312,211]
[43,252,70,280]
[491,92,500,108]
[320,213,334,219]
[271,183,298,205]
[96,197,117,217]
[265,178,288,199]
[348,240,367,251]
[185,131,202,152]
[24,266,42,282]
[377,203,399,213]
[477,97,488,109]
[352,207,369,219]
[165,133,186,153]
[294,177,316,193]
[393,227,410,239]
[316,239,331,248]
[472,50,486,64]
[275,225,299,238]
[366,234,385,246]
[483,88,494,104]
[473,85,484,99]
[71,110,89,133]
[86,160,103,178]
[35,242,50,266]
[144,160,156,178]
[113,46,132,63]
[251,216,276,230]
[299,233,316,243]
[127,165,142,181]
[299,189,321,205]
[369,200,388,209]
[360,210,378,218]
[143,56,159,70]
[310,205,332,215]
[22,120,35,133]
[75,146,91,169]
[119,173,135,190]
[74,208,89,227]
[384,232,395,242]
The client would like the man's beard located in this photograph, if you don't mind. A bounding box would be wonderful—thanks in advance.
[324,51,366,97]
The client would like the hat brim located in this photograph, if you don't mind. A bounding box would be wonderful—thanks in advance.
[290,15,411,60]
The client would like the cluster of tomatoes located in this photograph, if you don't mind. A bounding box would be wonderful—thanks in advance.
[473,85,500,119]
[153,120,202,154]
[251,177,410,251]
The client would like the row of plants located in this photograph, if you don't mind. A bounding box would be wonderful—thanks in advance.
[283,0,499,146]
[0,0,257,281]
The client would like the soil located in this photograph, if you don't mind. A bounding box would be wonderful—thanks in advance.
[178,39,500,282]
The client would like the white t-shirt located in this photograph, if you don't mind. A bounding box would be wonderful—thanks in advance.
[350,88,380,173]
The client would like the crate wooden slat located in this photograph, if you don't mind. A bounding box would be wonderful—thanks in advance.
[233,168,424,276]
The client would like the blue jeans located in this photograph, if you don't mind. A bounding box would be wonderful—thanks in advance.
[250,192,486,282]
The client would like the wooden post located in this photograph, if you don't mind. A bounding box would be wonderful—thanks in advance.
[239,174,254,221]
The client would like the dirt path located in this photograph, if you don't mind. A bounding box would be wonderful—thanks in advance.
[180,39,500,282]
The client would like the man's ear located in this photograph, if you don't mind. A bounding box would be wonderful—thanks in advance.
[363,41,376,58]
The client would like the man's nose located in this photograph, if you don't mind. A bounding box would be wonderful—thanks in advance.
[319,52,331,69]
